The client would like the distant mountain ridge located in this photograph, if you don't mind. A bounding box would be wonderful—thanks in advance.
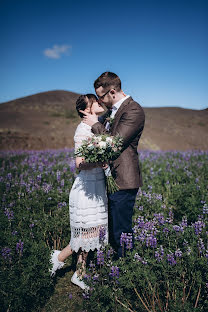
[0,90,207,151]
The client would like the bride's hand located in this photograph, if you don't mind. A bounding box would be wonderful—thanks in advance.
[79,107,98,126]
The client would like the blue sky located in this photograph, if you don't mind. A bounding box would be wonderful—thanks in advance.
[1,0,207,109]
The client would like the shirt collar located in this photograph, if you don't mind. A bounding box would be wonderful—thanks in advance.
[112,95,130,111]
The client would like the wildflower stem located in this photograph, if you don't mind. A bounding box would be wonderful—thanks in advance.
[156,288,163,312]
[115,297,135,312]
[194,284,201,308]
[133,287,152,312]
[186,279,195,300]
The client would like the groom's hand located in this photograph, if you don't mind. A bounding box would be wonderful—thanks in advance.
[79,108,98,126]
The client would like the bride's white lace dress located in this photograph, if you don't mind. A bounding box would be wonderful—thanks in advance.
[69,122,108,252]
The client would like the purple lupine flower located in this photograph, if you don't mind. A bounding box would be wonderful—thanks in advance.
[138,205,143,211]
[180,216,188,228]
[7,172,12,180]
[163,227,169,236]
[107,247,114,259]
[12,230,18,236]
[136,216,145,228]
[203,204,208,214]
[155,194,162,201]
[154,213,165,225]
[57,202,67,209]
[69,160,76,174]
[37,174,42,183]
[16,240,24,255]
[83,273,91,281]
[99,226,106,243]
[134,253,148,265]
[167,252,176,265]
[97,250,104,265]
[61,179,65,187]
[56,170,61,182]
[109,266,119,279]
[175,249,182,258]
[4,208,14,220]
[1,247,12,261]
[93,274,99,281]
[29,223,34,229]
[120,232,127,246]
[42,182,52,193]
[146,234,157,248]
[186,246,192,256]
[166,209,174,224]
[192,220,205,235]
[120,232,133,249]
[82,292,90,299]
[68,293,72,299]
[89,261,95,269]
[173,225,182,233]
[197,238,205,254]
[155,245,164,262]
[134,253,142,262]
[126,233,133,249]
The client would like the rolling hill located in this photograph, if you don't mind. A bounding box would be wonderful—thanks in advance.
[0,90,207,151]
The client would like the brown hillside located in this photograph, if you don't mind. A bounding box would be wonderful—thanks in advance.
[0,90,207,151]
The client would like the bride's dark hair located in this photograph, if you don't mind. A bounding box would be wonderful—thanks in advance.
[76,94,97,118]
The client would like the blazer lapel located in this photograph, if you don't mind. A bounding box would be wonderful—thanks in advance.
[110,97,133,132]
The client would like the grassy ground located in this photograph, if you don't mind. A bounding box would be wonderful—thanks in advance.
[42,256,85,312]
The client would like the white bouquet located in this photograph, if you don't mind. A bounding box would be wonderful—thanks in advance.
[75,134,123,193]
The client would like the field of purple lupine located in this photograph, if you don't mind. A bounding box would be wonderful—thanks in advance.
[1,149,207,312]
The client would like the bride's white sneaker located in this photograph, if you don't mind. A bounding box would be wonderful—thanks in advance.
[71,272,89,290]
[50,250,65,277]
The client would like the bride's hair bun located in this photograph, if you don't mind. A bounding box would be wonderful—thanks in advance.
[76,94,97,118]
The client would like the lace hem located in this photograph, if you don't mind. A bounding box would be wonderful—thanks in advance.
[69,225,108,252]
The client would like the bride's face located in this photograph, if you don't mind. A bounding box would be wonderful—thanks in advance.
[85,99,104,115]
[91,100,105,115]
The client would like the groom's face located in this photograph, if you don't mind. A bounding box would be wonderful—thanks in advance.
[95,86,113,109]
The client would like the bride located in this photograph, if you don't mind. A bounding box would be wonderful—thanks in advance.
[50,94,108,290]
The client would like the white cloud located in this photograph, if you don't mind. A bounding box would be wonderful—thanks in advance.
[43,44,72,59]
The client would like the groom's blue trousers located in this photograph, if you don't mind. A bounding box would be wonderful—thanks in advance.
[108,188,138,257]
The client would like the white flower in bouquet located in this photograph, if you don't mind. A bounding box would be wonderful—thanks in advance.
[74,134,123,193]
[106,136,113,143]
[99,141,107,148]
[88,143,94,149]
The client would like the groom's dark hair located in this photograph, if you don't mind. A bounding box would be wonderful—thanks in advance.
[76,94,97,118]
[94,72,121,91]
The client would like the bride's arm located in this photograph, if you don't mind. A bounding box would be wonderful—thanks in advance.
[75,157,102,170]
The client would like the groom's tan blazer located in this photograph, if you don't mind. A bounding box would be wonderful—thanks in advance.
[92,96,145,190]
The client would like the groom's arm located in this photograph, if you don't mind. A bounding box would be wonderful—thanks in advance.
[116,103,145,149]
[91,121,108,135]
[92,109,111,134]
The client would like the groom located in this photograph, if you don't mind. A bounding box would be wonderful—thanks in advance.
[81,72,145,257]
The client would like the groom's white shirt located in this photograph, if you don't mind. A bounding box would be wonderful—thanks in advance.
[105,95,130,130]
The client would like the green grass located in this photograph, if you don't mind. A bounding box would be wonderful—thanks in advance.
[42,257,84,312]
